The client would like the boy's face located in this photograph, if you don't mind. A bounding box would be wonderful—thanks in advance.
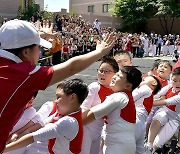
[114,54,132,68]
[97,63,116,87]
[110,70,129,92]
[55,88,72,115]
[157,63,171,79]
[171,74,180,92]
[140,76,157,91]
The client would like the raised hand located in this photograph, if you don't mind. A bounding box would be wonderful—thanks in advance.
[35,20,54,39]
[96,33,115,54]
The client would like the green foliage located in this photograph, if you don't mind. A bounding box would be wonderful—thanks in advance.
[155,0,180,34]
[111,0,180,33]
[41,5,54,21]
[18,0,40,20]
[156,0,180,17]
[111,0,157,32]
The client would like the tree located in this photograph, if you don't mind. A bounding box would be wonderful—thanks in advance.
[110,0,157,32]
[41,5,54,22]
[18,0,40,20]
[156,0,180,34]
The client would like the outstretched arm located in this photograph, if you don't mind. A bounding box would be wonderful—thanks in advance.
[4,134,34,152]
[82,110,96,125]
[153,95,180,106]
[49,33,115,86]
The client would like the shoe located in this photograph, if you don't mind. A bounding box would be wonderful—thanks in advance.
[174,145,180,154]
[162,144,170,154]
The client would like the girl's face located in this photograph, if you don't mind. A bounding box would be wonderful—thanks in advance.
[97,63,116,87]
[171,74,180,92]
[157,63,172,79]
[110,70,129,92]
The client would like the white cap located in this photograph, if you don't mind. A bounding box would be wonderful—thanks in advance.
[0,19,52,49]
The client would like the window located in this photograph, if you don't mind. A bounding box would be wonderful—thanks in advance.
[103,4,110,13]
[88,5,94,12]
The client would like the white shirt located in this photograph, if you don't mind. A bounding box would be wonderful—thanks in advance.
[133,85,153,120]
[91,92,135,144]
[33,116,78,154]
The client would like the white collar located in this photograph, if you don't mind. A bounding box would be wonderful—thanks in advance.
[0,49,22,63]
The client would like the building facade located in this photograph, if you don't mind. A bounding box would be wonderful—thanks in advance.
[70,0,122,29]
[0,0,20,19]
[0,0,44,22]
[70,0,180,34]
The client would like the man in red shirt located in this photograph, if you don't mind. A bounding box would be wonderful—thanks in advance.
[0,19,115,153]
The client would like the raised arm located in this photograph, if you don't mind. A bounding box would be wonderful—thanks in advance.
[49,33,115,86]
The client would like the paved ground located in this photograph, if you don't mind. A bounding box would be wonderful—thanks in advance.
[34,55,173,109]
[33,55,178,153]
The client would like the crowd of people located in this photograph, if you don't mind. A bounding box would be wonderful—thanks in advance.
[1,14,180,65]
[0,13,180,154]
[51,15,180,62]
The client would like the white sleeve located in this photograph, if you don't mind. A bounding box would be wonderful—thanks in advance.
[154,84,172,99]
[166,94,180,105]
[133,85,152,102]
[31,114,44,126]
[33,116,78,142]
[34,101,54,121]
[90,92,129,119]
[11,107,36,133]
[81,82,99,110]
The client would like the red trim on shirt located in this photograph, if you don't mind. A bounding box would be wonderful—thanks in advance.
[98,84,113,123]
[0,57,53,153]
[166,88,179,111]
[120,91,136,123]
[98,85,114,102]
[48,110,83,154]
[143,94,154,114]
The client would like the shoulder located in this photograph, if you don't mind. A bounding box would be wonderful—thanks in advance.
[108,92,129,102]
[55,116,78,140]
[88,82,100,91]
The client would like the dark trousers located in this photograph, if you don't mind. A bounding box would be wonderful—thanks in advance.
[52,51,61,65]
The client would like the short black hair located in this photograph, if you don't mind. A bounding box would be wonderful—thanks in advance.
[57,78,88,104]
[172,67,180,76]
[149,75,162,95]
[120,66,142,90]
[151,59,161,71]
[4,44,36,56]
[100,57,119,73]
[114,50,132,60]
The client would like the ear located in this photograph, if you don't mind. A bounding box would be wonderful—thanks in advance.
[151,80,157,87]
[125,83,132,90]
[70,93,77,102]
[21,48,29,58]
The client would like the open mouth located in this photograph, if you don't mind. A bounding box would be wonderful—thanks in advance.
[100,78,105,81]
[159,70,164,73]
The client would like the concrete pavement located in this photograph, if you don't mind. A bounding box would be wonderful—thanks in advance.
[34,56,175,110]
